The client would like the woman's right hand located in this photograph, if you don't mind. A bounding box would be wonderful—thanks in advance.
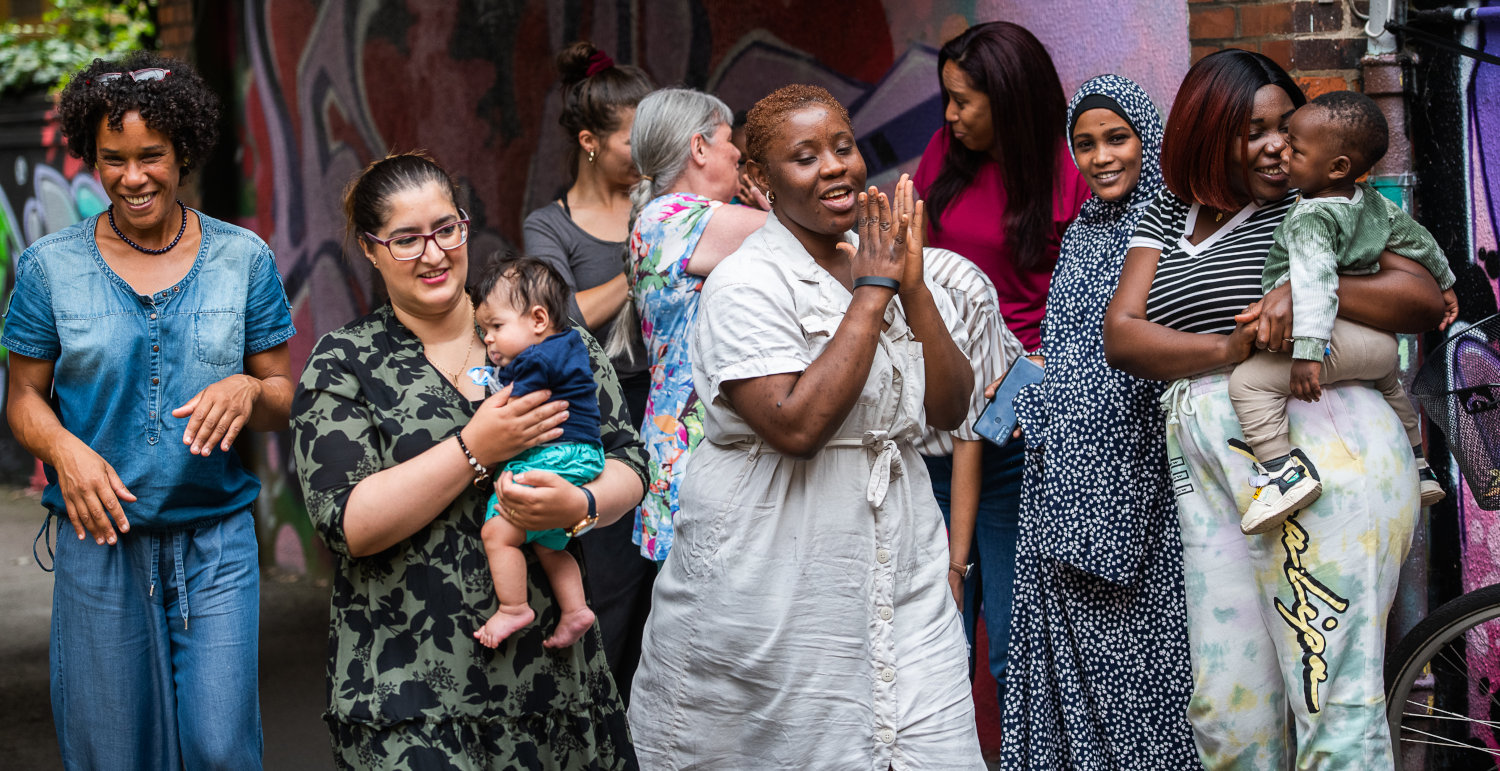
[836,187,906,289]
[986,355,1043,440]
[1221,317,1260,365]
[461,385,569,468]
[53,438,135,545]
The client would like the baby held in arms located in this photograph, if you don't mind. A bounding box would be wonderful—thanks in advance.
[1228,90,1457,535]
[469,256,605,647]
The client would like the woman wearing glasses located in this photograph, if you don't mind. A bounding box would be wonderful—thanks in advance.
[292,152,647,767]
[3,53,295,768]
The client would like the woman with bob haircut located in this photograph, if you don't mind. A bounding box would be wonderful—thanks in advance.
[1104,49,1445,768]
[911,19,1091,719]
[4,52,296,768]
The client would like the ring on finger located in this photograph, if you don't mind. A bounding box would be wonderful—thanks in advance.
[879,220,892,231]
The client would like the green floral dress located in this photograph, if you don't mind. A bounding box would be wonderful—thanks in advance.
[292,304,647,770]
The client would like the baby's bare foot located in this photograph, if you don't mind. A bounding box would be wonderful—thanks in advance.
[474,603,535,648]
[543,606,597,649]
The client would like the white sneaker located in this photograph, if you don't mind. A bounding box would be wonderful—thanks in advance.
[1416,459,1446,507]
[1241,450,1323,535]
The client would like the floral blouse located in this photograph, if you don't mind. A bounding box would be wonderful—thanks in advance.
[292,304,647,767]
[626,192,717,561]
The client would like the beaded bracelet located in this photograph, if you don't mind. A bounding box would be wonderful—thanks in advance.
[454,432,491,487]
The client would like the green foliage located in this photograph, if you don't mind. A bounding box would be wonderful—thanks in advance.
[0,0,157,97]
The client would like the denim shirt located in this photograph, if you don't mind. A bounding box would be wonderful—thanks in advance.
[2,211,296,527]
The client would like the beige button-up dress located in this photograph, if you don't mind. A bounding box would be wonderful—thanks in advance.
[629,213,984,770]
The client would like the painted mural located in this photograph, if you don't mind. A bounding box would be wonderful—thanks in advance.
[232,0,1189,573]
[1451,3,1500,754]
[0,101,109,483]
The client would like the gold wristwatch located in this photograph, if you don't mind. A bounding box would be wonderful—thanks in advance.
[566,486,598,537]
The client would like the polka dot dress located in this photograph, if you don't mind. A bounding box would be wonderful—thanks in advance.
[1000,75,1202,770]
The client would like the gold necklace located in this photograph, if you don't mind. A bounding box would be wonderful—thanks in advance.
[426,323,477,385]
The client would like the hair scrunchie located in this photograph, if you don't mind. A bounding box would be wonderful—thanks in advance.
[585,50,615,77]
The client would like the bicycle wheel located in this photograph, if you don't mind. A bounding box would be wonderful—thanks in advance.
[1385,583,1500,770]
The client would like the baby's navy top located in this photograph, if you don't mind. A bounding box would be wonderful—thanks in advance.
[478,328,602,447]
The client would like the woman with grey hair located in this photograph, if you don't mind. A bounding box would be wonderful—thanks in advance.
[624,87,766,562]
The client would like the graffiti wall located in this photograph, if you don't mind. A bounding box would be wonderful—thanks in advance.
[233,0,1189,572]
[1460,7,1500,595]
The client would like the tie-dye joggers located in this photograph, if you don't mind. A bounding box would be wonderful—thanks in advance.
[1162,370,1418,770]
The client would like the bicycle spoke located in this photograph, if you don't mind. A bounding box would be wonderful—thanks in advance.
[1399,724,1500,756]
[1401,701,1500,731]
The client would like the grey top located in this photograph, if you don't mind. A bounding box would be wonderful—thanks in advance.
[523,200,647,374]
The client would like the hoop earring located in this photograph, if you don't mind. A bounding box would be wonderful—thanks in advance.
[766,190,775,205]
[587,150,596,164]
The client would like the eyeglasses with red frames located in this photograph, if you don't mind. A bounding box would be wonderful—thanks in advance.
[364,211,471,261]
[89,68,172,85]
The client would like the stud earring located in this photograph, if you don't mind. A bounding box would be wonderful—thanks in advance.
[587,150,596,164]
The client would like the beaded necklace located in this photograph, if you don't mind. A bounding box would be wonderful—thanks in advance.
[108,200,187,255]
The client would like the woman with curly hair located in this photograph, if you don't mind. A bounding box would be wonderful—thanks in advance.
[3,52,296,768]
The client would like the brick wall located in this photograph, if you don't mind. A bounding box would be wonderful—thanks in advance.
[156,0,194,62]
[1189,0,1368,98]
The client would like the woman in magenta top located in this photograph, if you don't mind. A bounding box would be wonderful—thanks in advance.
[911,21,1090,746]
[913,21,1091,352]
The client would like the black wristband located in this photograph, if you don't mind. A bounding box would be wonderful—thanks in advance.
[853,275,900,292]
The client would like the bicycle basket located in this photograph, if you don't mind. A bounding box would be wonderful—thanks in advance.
[1411,312,1500,510]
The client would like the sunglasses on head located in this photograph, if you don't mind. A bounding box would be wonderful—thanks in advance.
[89,68,171,85]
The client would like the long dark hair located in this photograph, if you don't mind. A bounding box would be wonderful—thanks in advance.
[1161,49,1305,211]
[928,22,1067,271]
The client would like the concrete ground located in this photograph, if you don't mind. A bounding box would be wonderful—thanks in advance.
[0,486,334,770]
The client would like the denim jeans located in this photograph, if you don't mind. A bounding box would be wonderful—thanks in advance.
[923,440,1024,705]
[49,509,261,770]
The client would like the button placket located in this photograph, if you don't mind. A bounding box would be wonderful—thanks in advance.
[870,505,899,758]
[145,293,163,444]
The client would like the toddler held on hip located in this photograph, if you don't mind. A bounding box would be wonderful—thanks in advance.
[1228,91,1458,535]
[469,256,605,648]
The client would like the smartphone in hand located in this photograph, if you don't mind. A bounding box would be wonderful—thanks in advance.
[972,356,1045,447]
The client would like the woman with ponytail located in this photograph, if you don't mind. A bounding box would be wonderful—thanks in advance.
[523,40,658,704]
[623,88,765,563]
[525,41,654,419]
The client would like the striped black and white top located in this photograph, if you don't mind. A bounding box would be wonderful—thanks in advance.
[914,248,1025,457]
[1128,190,1297,335]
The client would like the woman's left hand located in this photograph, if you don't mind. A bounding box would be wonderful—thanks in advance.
[494,469,590,531]
[891,174,926,294]
[172,374,262,456]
